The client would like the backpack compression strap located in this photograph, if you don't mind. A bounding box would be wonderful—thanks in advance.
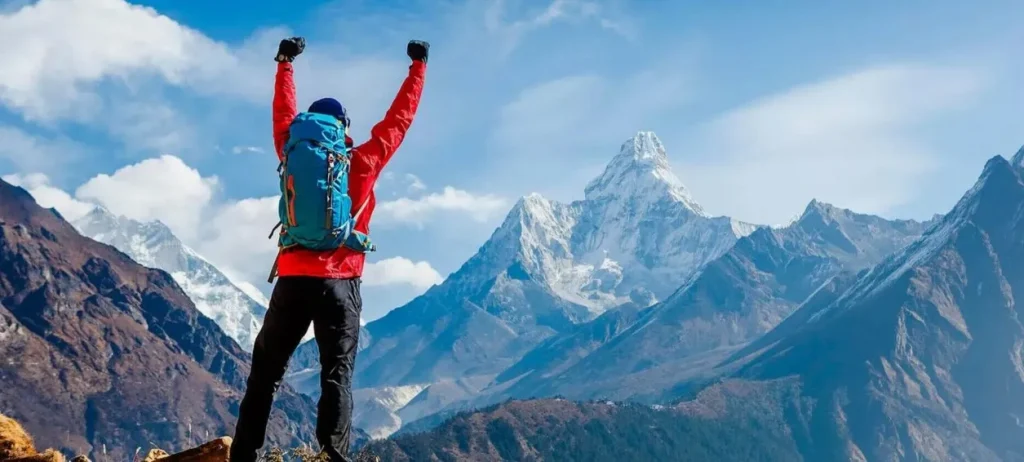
[266,196,375,283]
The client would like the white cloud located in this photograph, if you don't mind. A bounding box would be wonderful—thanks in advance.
[494,74,605,145]
[485,62,692,200]
[362,257,444,289]
[679,64,986,224]
[405,173,427,192]
[75,155,219,241]
[485,0,634,55]
[0,0,405,159]
[376,186,509,226]
[0,126,87,175]
[199,196,279,288]
[1,172,95,221]
[232,146,265,155]
[0,0,233,121]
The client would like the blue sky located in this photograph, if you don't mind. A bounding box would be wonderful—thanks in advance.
[1,0,1022,321]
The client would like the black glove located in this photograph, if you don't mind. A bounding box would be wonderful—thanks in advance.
[407,40,429,63]
[275,37,305,63]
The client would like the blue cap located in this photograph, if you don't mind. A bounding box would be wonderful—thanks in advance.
[308,98,349,126]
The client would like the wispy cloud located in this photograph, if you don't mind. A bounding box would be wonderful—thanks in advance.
[232,146,266,155]
[483,60,693,200]
[484,0,634,56]
[405,173,427,192]
[679,64,988,224]
[376,186,509,227]
[0,126,89,178]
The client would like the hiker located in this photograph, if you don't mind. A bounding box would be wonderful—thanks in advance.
[230,36,428,462]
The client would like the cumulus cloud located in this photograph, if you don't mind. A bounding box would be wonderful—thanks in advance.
[376,186,509,226]
[0,0,233,121]
[74,155,218,241]
[1,172,95,221]
[362,257,444,289]
[678,64,987,224]
[0,0,406,160]
[198,196,279,287]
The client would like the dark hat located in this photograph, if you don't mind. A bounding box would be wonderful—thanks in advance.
[308,98,349,126]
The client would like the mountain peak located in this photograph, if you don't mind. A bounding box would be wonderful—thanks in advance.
[584,131,705,215]
[798,199,845,222]
[962,155,1022,209]
[1011,144,1024,170]
[614,131,670,170]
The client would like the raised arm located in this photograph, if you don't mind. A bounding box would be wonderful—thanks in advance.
[272,37,304,161]
[353,41,429,173]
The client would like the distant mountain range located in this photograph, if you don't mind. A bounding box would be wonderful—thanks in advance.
[335,131,933,438]
[360,146,1024,461]
[0,178,317,459]
[72,207,268,350]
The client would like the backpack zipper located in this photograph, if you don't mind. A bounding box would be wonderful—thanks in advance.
[286,175,297,226]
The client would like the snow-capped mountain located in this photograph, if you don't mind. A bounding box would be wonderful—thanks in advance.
[345,131,757,437]
[73,207,267,350]
[461,131,757,321]
[492,200,931,401]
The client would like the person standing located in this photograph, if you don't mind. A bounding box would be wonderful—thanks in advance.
[230,36,429,462]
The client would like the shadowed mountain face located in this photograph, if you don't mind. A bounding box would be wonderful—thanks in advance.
[0,179,316,459]
[724,153,1024,461]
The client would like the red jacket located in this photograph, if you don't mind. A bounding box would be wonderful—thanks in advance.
[272,60,426,279]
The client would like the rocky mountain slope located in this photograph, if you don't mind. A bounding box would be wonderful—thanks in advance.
[0,179,316,460]
[348,131,756,436]
[72,208,267,350]
[717,149,1024,461]
[360,391,804,462]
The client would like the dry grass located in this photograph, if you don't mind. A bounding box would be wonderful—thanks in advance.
[0,414,38,460]
[6,449,66,462]
[0,413,372,462]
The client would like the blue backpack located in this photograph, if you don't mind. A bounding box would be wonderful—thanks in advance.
[267,112,375,281]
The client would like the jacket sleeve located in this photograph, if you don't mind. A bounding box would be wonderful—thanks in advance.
[353,60,427,173]
[273,61,298,161]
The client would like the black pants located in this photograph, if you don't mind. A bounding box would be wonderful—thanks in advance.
[231,277,362,462]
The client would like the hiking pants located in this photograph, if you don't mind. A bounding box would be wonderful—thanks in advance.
[231,276,362,462]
